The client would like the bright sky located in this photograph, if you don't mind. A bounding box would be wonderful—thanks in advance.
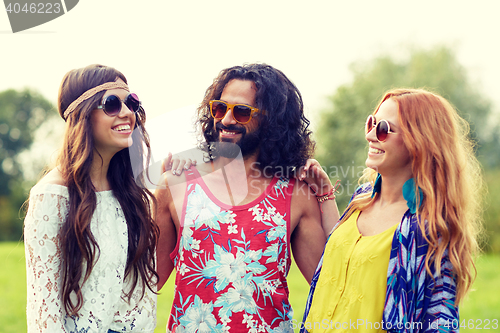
[2,0,500,163]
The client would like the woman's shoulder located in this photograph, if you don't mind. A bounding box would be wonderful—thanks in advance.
[351,182,373,200]
[37,168,65,186]
[356,182,373,193]
[30,168,68,197]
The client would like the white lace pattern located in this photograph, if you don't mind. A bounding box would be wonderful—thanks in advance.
[24,183,156,333]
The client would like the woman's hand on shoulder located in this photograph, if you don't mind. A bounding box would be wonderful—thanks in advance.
[299,159,341,237]
[298,159,333,195]
[161,152,197,176]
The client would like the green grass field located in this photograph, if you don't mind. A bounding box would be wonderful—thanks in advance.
[2,242,499,332]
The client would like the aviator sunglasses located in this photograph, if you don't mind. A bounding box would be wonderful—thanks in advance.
[97,93,141,117]
[209,100,260,124]
[365,114,397,142]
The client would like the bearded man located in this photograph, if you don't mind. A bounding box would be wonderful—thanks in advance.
[156,64,336,333]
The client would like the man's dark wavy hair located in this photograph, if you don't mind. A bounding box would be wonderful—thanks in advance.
[197,63,315,177]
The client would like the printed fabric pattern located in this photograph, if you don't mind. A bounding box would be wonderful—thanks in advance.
[301,183,458,333]
[24,183,156,333]
[168,168,296,333]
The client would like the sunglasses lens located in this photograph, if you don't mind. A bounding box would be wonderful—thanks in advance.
[233,105,252,123]
[103,95,122,116]
[376,120,389,141]
[125,93,140,113]
[211,101,228,119]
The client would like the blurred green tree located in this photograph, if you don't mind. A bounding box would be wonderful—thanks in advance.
[0,89,56,241]
[315,46,500,251]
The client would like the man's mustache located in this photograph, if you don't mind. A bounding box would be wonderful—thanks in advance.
[216,122,246,134]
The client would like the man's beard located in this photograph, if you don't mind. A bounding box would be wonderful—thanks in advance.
[213,122,262,159]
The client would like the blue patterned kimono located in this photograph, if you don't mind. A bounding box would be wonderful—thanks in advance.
[301,183,459,333]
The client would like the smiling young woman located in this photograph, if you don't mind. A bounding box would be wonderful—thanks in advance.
[24,64,159,332]
[300,88,484,333]
[90,79,137,159]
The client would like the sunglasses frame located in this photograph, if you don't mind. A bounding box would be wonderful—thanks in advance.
[97,93,141,117]
[365,114,397,142]
[209,100,260,125]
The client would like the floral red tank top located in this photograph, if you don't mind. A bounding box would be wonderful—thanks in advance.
[167,167,296,333]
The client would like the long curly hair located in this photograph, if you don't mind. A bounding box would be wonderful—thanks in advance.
[197,63,315,176]
[57,64,159,315]
[340,88,483,304]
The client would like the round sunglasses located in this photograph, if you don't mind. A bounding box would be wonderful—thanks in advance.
[97,93,141,117]
[209,100,260,124]
[365,114,397,142]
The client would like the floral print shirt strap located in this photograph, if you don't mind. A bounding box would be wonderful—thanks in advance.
[168,167,296,333]
[24,183,157,333]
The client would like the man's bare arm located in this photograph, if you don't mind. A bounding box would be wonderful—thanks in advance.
[290,181,327,284]
[154,174,178,290]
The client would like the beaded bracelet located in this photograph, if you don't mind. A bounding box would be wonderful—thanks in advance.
[316,179,341,212]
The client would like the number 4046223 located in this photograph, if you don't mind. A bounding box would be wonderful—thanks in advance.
[5,2,62,14]
[443,319,498,330]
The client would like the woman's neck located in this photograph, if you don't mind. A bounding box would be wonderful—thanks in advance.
[378,172,412,207]
[90,151,112,191]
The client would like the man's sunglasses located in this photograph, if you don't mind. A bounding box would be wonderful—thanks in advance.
[209,100,260,124]
[365,114,397,142]
[97,93,141,117]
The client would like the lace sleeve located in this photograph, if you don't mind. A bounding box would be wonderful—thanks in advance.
[24,189,69,333]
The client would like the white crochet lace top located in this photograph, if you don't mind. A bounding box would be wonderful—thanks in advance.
[24,183,156,333]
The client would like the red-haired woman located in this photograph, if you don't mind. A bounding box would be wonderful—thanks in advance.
[299,89,483,332]
[24,64,159,332]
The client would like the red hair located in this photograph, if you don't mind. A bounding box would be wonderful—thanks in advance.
[341,88,483,304]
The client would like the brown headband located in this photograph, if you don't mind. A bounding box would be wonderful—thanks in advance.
[63,81,130,120]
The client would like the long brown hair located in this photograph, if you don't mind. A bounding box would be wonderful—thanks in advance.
[340,88,483,304]
[57,64,159,315]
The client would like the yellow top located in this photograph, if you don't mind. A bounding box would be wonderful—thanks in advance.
[304,210,397,333]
